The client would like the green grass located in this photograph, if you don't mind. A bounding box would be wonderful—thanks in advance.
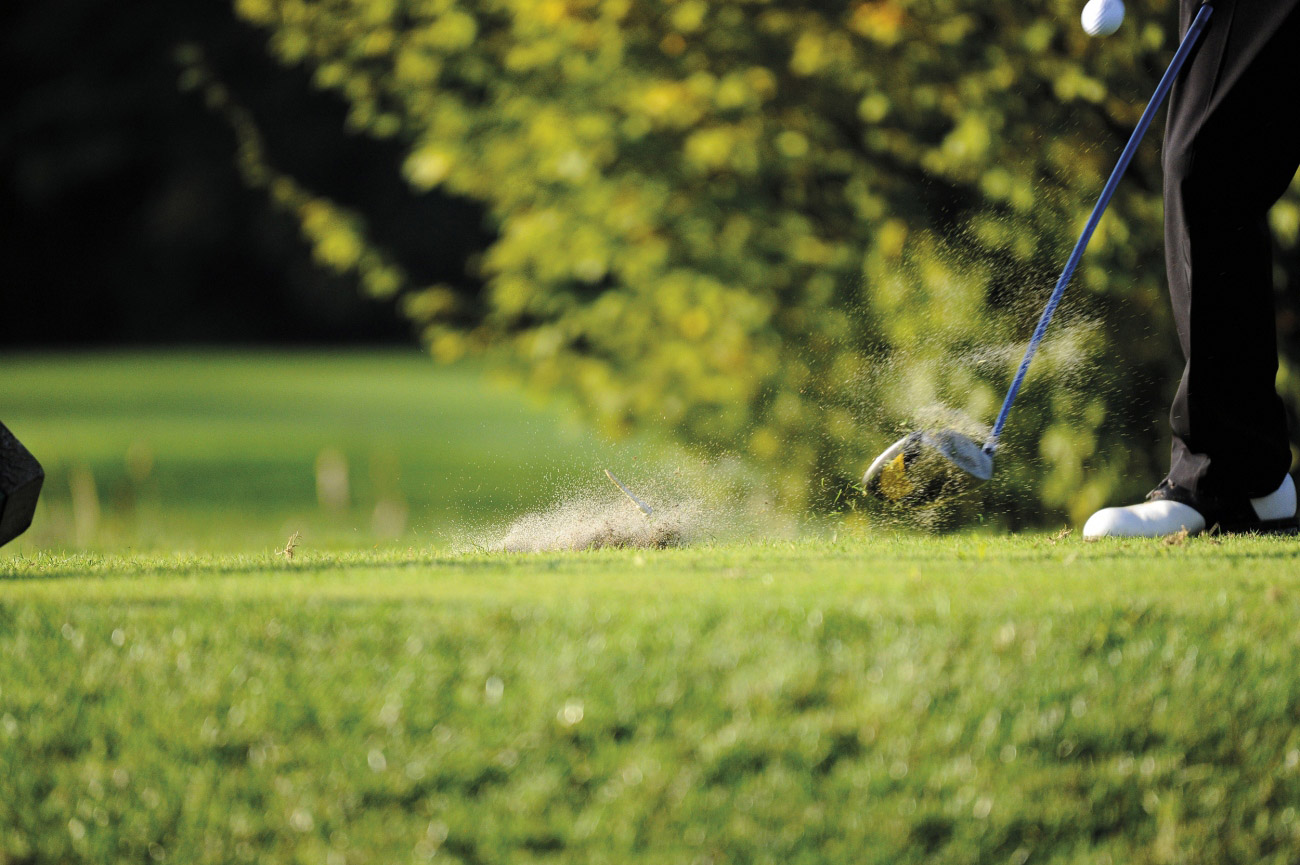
[5,351,1300,863]
[5,537,1300,863]
[1,350,663,551]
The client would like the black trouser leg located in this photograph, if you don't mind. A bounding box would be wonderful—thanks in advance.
[1164,0,1300,498]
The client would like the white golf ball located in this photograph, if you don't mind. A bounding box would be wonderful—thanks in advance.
[1081,0,1125,36]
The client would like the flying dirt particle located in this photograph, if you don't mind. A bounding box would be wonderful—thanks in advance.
[463,462,779,553]
[278,531,302,560]
[604,468,653,516]
[492,495,703,552]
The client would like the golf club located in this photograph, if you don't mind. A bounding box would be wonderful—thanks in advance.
[865,1,1214,504]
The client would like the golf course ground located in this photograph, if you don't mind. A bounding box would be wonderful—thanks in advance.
[3,352,1300,863]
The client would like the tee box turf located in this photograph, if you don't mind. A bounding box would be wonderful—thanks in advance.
[0,422,43,547]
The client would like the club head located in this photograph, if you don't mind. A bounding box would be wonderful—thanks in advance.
[863,429,993,505]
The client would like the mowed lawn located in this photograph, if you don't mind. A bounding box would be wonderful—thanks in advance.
[5,538,1300,863]
[1,350,663,551]
[5,352,1300,863]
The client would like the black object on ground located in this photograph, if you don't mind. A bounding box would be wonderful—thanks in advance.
[1,422,44,547]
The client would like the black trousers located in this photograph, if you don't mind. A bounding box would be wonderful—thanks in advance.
[1164,0,1300,498]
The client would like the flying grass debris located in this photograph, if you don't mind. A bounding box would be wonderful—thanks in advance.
[485,468,723,553]
[278,531,302,560]
[605,468,653,516]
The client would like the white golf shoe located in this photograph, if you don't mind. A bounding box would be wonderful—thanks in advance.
[1083,474,1299,539]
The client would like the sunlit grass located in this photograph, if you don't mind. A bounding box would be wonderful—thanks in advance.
[4,535,1300,863]
[6,352,1300,862]
[1,350,665,552]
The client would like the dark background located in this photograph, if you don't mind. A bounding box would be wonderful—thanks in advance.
[2,0,490,347]
[8,0,1300,363]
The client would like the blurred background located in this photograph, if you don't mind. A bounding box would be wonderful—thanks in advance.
[2,1,487,346]
[2,0,636,551]
[5,0,1300,550]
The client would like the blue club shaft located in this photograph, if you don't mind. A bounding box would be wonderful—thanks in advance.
[982,2,1213,455]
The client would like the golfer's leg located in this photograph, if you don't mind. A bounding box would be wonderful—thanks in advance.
[1164,0,1300,499]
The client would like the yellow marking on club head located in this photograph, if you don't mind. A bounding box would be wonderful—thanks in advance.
[879,452,912,501]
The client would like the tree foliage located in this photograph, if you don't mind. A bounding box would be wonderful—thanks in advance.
[229,0,1300,521]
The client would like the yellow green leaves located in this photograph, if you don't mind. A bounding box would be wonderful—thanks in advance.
[426,10,478,50]
[684,125,759,174]
[404,145,454,189]
[394,44,443,85]
[300,200,364,270]
[233,0,274,25]
[228,0,1300,518]
[634,80,708,130]
[934,114,994,172]
[668,1,707,33]
[848,0,907,45]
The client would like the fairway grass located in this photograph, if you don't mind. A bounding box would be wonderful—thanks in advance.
[0,350,671,553]
[5,534,1300,864]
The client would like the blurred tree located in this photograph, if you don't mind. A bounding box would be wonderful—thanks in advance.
[16,0,1297,523]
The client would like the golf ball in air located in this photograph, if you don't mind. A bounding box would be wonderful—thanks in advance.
[1081,0,1124,36]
